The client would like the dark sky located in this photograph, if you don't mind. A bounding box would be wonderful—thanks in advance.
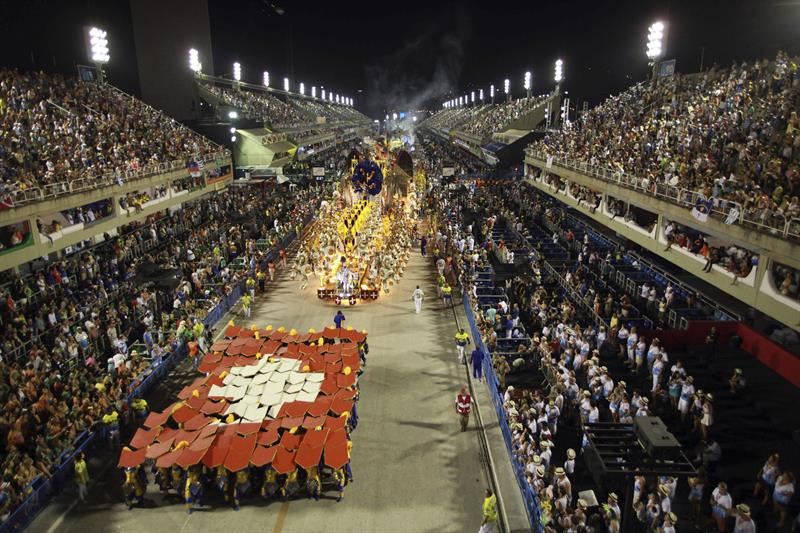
[1,0,799,118]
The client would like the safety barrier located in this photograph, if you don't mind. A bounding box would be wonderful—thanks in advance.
[0,230,299,533]
[462,290,544,532]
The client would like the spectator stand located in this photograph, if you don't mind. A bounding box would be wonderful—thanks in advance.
[0,227,301,533]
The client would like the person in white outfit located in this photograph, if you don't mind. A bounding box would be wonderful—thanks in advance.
[412,285,425,313]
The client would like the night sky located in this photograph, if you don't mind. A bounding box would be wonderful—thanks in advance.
[1,0,798,118]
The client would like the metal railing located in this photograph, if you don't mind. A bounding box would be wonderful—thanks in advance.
[525,150,799,241]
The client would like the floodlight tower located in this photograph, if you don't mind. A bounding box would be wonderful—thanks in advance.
[479,88,484,103]
[263,71,270,87]
[233,62,241,86]
[554,59,563,90]
[647,21,667,80]
[490,84,495,104]
[87,27,110,83]
[504,78,510,102]
[524,71,532,98]
[188,49,202,75]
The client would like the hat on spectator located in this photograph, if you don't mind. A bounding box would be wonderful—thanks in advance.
[567,449,576,459]
[608,492,618,502]
[736,504,750,515]
[554,467,565,476]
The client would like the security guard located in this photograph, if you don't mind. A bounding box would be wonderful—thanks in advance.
[454,328,470,364]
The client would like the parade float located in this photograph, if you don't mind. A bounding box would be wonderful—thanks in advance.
[118,324,365,510]
[292,145,417,305]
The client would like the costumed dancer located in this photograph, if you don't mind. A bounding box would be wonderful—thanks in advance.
[333,466,347,502]
[282,468,300,501]
[155,466,172,495]
[262,466,279,499]
[233,468,251,510]
[122,462,145,509]
[216,465,230,503]
[184,468,203,514]
[305,466,321,501]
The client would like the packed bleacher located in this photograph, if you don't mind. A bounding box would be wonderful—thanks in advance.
[528,52,800,238]
[201,83,311,128]
[461,95,550,138]
[0,69,222,207]
[425,160,796,531]
[0,181,324,523]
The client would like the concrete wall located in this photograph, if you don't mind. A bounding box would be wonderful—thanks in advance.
[130,0,214,121]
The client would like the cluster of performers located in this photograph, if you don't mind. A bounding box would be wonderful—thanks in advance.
[121,425,355,513]
[290,148,414,303]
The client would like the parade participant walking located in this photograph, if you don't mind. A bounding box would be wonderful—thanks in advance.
[442,283,453,307]
[455,328,470,363]
[456,385,472,431]
[420,236,427,257]
[246,276,256,300]
[470,345,485,382]
[479,488,498,533]
[334,310,346,329]
[241,293,252,318]
[74,452,90,502]
[412,285,425,313]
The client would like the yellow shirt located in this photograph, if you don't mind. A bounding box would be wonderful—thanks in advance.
[482,494,498,521]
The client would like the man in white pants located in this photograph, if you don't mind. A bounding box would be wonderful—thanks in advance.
[412,285,425,313]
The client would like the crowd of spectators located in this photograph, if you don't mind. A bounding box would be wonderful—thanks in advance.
[420,104,490,135]
[202,84,311,128]
[663,220,758,281]
[461,95,550,138]
[0,181,324,521]
[427,173,793,532]
[530,52,800,235]
[0,69,220,199]
[773,261,800,300]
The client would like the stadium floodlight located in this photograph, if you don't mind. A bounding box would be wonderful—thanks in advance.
[335,94,340,104]
[229,127,236,133]
[263,71,270,87]
[88,27,110,64]
[188,48,201,73]
[385,114,389,120]
[299,82,305,95]
[412,116,417,122]
[504,78,510,94]
[554,59,563,83]
[524,71,531,90]
[228,111,238,119]
[283,77,290,92]
[322,89,326,100]
[311,86,317,98]
[471,91,475,103]
[479,88,484,101]
[233,62,241,81]
[392,112,398,120]
[231,135,237,142]
[646,21,665,60]
[490,84,495,98]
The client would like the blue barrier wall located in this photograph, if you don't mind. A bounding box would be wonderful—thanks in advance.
[462,293,544,532]
[0,230,300,533]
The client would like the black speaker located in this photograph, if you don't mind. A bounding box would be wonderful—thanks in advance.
[634,416,681,459]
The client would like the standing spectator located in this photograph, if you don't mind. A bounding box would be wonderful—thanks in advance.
[74,452,90,503]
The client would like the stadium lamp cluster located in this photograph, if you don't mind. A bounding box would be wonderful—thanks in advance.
[554,59,563,83]
[88,27,109,64]
[188,48,202,73]
[647,21,665,59]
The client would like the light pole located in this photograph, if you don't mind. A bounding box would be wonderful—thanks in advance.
[188,49,202,75]
[554,59,563,89]
[299,82,305,96]
[524,71,532,98]
[87,27,109,83]
[504,78,510,102]
[283,77,290,92]
[233,62,241,85]
[311,86,316,98]
[263,71,270,87]
[479,88,484,103]
[490,84,495,104]
[647,21,666,80]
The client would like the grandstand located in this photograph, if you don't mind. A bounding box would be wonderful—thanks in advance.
[419,92,559,167]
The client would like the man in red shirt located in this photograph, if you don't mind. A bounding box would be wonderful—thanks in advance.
[456,384,472,432]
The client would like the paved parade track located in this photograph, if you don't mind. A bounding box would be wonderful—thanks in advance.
[29,252,488,533]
